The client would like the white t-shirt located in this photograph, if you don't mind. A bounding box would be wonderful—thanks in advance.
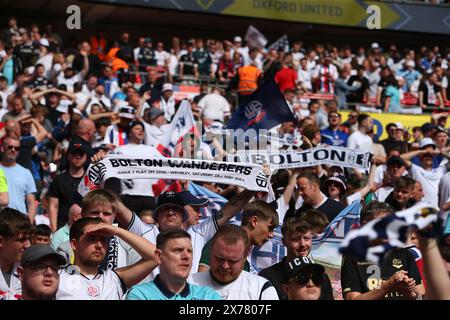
[57,267,125,300]
[0,263,21,300]
[57,72,84,92]
[198,93,231,122]
[439,172,450,209]
[410,163,447,208]
[112,144,163,196]
[189,270,279,300]
[127,212,219,280]
[36,54,53,79]
[347,130,373,154]
[297,68,312,90]
[142,121,169,148]
[374,186,393,203]
[154,50,170,67]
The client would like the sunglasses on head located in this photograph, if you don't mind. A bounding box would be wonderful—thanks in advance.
[290,272,323,286]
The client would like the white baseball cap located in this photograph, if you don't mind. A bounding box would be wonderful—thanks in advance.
[419,137,436,150]
[161,83,173,92]
[234,36,242,43]
[394,122,404,130]
[40,38,50,47]
[371,42,380,49]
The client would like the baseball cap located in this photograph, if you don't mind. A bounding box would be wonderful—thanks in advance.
[39,38,50,47]
[127,120,145,133]
[325,175,347,191]
[153,191,188,222]
[234,36,242,43]
[144,37,152,43]
[67,143,86,155]
[21,244,66,267]
[179,191,209,207]
[118,105,135,119]
[147,107,164,121]
[419,137,436,150]
[283,256,325,284]
[386,156,405,167]
[394,122,404,130]
[421,123,436,134]
[161,83,173,93]
[371,42,380,49]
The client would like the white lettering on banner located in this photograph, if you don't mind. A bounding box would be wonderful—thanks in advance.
[78,155,269,196]
[229,146,372,170]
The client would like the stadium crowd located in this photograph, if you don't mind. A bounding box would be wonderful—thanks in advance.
[0,16,449,301]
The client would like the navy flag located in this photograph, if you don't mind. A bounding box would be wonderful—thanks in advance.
[226,78,295,131]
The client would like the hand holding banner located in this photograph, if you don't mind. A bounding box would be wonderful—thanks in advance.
[78,155,270,196]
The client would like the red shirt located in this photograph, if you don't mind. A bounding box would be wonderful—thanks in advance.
[274,67,297,93]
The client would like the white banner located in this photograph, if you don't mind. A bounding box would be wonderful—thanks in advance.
[227,146,372,170]
[244,25,268,49]
[78,155,270,196]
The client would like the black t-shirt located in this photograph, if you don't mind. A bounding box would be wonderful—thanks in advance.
[137,47,156,69]
[138,78,163,105]
[14,43,36,69]
[17,135,37,173]
[45,105,63,127]
[380,138,408,154]
[258,257,334,300]
[47,171,83,228]
[28,76,51,90]
[347,75,370,103]
[294,198,346,222]
[418,81,441,106]
[341,249,422,300]
[179,54,197,76]
[72,54,101,77]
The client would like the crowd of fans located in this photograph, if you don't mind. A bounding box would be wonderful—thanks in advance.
[0,16,449,301]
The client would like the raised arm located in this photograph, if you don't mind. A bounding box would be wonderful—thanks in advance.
[216,189,256,228]
[84,223,158,288]
[418,236,450,300]
[400,149,426,169]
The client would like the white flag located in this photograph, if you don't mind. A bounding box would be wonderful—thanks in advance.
[156,100,196,157]
[268,34,289,52]
[245,25,268,49]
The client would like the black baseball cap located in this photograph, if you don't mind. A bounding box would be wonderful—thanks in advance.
[67,143,86,155]
[421,123,436,134]
[21,244,67,267]
[283,256,325,283]
[127,120,145,133]
[179,191,209,207]
[153,191,188,222]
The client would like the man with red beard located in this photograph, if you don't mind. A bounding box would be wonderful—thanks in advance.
[189,224,279,300]
[259,217,333,300]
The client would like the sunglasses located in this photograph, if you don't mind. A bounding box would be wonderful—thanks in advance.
[7,145,19,151]
[290,272,323,286]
